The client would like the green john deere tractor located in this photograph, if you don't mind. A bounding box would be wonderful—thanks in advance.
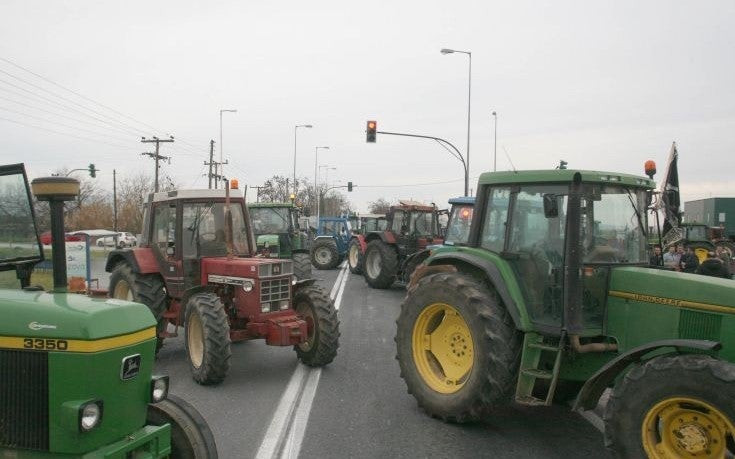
[249,202,312,280]
[398,168,735,458]
[0,164,217,458]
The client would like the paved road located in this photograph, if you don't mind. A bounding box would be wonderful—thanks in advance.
[119,264,608,458]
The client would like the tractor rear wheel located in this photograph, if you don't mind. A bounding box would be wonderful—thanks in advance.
[311,239,339,270]
[347,239,363,274]
[364,240,398,289]
[293,252,312,280]
[293,285,339,366]
[396,272,521,422]
[146,394,218,459]
[604,354,735,458]
[185,293,231,385]
[109,262,168,353]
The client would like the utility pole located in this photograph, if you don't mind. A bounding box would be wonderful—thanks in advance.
[113,169,118,231]
[141,136,174,192]
[253,186,265,203]
[204,139,216,189]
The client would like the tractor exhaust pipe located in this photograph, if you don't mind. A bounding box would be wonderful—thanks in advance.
[224,180,234,259]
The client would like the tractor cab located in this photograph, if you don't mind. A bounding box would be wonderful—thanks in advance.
[248,202,311,279]
[444,196,475,245]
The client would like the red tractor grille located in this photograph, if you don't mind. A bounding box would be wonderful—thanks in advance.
[260,277,290,305]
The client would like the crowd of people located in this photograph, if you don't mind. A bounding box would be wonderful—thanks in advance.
[650,243,733,279]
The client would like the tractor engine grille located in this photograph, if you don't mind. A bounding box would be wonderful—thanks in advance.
[0,350,49,451]
[260,277,291,305]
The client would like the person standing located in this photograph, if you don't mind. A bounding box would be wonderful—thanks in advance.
[663,245,680,269]
[649,245,664,267]
[680,245,700,274]
[696,251,731,279]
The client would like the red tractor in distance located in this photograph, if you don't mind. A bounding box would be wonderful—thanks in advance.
[105,184,339,385]
[351,201,443,289]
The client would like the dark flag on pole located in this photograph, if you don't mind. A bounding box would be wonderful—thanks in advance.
[659,142,681,235]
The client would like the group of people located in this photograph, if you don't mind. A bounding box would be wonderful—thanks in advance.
[649,244,733,279]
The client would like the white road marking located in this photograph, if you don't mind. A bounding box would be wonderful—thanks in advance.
[256,262,349,459]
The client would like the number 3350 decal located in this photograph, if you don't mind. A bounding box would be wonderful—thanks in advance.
[23,338,69,350]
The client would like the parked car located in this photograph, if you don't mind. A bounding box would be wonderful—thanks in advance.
[39,230,84,245]
[96,231,137,248]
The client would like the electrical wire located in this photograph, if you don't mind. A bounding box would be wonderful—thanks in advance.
[0,115,132,150]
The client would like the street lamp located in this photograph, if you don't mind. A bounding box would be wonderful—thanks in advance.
[314,146,330,221]
[318,165,337,220]
[492,111,497,172]
[440,48,471,194]
[293,124,313,196]
[219,109,237,188]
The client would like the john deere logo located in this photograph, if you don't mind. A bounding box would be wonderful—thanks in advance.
[120,354,141,380]
[28,322,57,331]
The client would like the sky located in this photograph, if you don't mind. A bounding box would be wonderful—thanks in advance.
[0,0,733,213]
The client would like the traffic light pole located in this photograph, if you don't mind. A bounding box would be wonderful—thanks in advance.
[375,130,468,196]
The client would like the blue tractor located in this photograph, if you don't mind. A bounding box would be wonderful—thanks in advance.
[311,216,352,270]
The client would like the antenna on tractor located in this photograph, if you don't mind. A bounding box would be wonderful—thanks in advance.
[502,145,517,173]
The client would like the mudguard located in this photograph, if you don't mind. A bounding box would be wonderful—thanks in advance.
[105,247,159,274]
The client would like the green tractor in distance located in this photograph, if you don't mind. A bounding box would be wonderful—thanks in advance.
[397,168,735,458]
[0,164,216,458]
[662,222,716,264]
[249,202,312,280]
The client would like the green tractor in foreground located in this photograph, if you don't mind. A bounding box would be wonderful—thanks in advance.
[398,168,734,458]
[0,164,216,458]
[249,202,312,280]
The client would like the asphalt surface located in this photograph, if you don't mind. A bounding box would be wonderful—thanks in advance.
[118,264,608,459]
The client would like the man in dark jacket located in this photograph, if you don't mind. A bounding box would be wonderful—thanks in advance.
[696,251,731,279]
[649,245,664,267]
[679,245,700,273]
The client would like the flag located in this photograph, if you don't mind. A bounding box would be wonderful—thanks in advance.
[658,142,681,235]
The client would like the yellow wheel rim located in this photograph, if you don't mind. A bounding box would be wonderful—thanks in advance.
[112,280,134,301]
[187,312,204,368]
[695,248,710,264]
[411,302,474,394]
[642,396,735,458]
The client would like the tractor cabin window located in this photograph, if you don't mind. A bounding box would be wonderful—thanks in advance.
[480,187,511,252]
[410,211,435,237]
[151,204,176,258]
[250,207,291,234]
[182,202,250,258]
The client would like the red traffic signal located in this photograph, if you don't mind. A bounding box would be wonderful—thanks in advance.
[366,121,377,143]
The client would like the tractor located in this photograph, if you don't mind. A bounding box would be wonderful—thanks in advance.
[310,216,352,270]
[0,164,217,458]
[358,201,443,289]
[662,222,717,264]
[397,168,735,458]
[441,196,475,245]
[248,202,312,280]
[347,214,386,274]
[105,184,339,385]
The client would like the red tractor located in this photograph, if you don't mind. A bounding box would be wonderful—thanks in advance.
[105,185,339,385]
[349,201,443,289]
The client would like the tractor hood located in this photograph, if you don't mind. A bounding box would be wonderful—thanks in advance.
[201,256,293,279]
[609,267,735,313]
[0,289,155,339]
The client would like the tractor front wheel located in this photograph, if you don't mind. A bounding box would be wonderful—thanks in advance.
[311,239,339,270]
[109,263,168,354]
[293,285,339,366]
[146,394,218,459]
[185,293,232,385]
[604,354,735,458]
[364,240,398,289]
[292,252,312,280]
[347,239,363,274]
[396,272,521,422]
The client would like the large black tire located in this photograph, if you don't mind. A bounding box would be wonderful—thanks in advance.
[347,239,363,274]
[146,394,218,459]
[604,354,735,458]
[402,250,430,284]
[109,263,168,353]
[293,285,339,366]
[184,293,232,385]
[363,240,398,289]
[292,252,312,280]
[311,239,339,270]
[396,272,521,422]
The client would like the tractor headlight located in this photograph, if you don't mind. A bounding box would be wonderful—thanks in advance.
[261,302,271,313]
[243,280,254,292]
[79,400,103,432]
[150,375,169,403]
[279,300,289,310]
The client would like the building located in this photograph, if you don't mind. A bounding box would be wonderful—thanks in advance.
[684,197,735,237]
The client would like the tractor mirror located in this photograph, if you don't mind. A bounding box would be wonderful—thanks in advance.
[543,194,559,218]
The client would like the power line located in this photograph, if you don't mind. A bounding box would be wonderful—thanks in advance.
[0,115,133,150]
[356,175,481,188]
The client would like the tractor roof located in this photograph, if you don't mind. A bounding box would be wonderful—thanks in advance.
[392,200,435,212]
[248,202,295,208]
[360,214,385,219]
[147,189,244,204]
[478,169,655,189]
[448,196,475,205]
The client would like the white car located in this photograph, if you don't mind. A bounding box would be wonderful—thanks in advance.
[96,232,137,248]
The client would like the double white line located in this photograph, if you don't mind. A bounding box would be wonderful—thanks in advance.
[256,261,349,459]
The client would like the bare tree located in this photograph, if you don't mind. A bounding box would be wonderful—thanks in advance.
[368,198,392,214]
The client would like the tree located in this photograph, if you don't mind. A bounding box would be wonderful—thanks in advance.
[256,175,312,206]
[368,198,392,214]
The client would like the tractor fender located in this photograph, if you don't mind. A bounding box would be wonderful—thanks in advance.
[105,247,159,274]
[353,234,367,252]
[424,251,525,330]
[572,339,722,412]
[365,232,395,245]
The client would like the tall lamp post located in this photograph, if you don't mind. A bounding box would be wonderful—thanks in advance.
[440,48,471,192]
[219,109,237,187]
[492,111,497,172]
[314,146,330,221]
[293,124,313,196]
[318,165,336,219]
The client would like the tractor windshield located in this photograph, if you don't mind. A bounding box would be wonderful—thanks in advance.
[0,165,42,271]
[250,207,291,235]
[445,204,474,244]
[581,185,648,264]
[686,225,708,240]
[410,211,436,236]
[182,202,249,258]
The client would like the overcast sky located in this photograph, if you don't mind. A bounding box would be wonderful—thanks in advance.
[0,0,733,212]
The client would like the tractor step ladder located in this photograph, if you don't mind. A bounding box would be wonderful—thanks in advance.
[514,331,565,406]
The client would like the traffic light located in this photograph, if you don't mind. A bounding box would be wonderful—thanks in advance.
[347,181,353,192]
[366,120,377,143]
[88,164,97,178]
